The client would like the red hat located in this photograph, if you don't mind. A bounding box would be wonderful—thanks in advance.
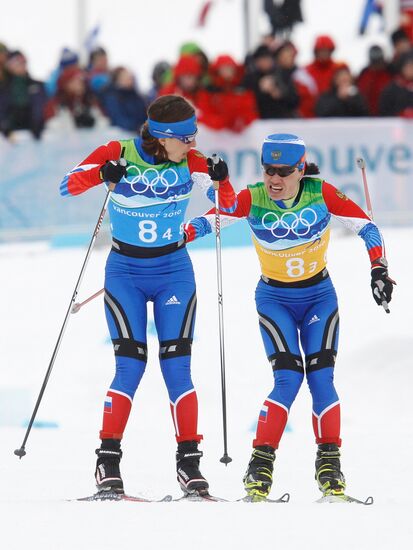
[212,55,238,69]
[57,66,85,90]
[174,55,202,78]
[314,35,335,51]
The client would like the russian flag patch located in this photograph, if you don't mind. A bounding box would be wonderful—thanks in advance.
[259,404,268,423]
[104,395,112,413]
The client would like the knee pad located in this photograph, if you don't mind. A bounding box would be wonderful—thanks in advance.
[306,350,337,373]
[269,352,304,373]
[159,338,193,360]
[112,338,148,362]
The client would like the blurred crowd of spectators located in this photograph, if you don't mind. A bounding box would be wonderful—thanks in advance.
[1,24,413,141]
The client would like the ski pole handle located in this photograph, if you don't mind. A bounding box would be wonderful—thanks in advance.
[71,288,105,313]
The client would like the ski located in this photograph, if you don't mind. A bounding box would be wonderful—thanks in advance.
[72,490,172,502]
[237,492,290,503]
[173,491,290,503]
[173,491,228,502]
[316,494,373,505]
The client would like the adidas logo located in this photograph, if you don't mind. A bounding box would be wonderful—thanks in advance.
[308,314,320,325]
[164,128,173,133]
[165,295,181,305]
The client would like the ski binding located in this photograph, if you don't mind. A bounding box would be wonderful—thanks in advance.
[316,493,373,505]
[238,492,290,503]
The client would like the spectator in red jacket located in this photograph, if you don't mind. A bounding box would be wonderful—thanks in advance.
[305,35,345,95]
[379,50,413,117]
[357,45,393,115]
[179,42,210,86]
[203,54,258,132]
[159,55,205,104]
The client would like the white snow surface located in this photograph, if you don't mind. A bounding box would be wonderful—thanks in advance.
[1,227,412,549]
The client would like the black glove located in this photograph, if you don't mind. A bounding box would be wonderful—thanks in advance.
[100,159,127,183]
[207,154,228,182]
[371,261,395,308]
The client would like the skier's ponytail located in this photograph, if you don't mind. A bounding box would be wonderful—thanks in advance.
[304,162,320,176]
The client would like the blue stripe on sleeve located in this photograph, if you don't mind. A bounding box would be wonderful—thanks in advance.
[59,176,70,197]
[191,216,213,239]
[358,222,383,251]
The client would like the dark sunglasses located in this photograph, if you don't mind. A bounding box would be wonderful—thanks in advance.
[264,164,297,177]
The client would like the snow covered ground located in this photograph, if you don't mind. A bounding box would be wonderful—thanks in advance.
[1,226,412,549]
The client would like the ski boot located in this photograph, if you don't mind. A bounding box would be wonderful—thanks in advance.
[315,443,346,496]
[176,440,209,495]
[95,438,124,494]
[243,445,275,501]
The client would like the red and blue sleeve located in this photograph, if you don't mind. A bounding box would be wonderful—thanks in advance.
[185,188,252,242]
[59,140,122,196]
[187,149,237,213]
[322,181,385,264]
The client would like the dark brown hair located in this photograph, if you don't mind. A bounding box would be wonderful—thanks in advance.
[304,162,320,175]
[141,95,195,162]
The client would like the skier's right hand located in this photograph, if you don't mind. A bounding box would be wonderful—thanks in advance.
[100,159,127,183]
[370,262,395,307]
[207,154,228,182]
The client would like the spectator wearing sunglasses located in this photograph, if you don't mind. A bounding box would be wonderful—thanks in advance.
[59,94,237,499]
[184,133,395,501]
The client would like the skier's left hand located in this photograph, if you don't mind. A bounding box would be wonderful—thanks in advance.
[207,154,228,182]
[370,264,396,307]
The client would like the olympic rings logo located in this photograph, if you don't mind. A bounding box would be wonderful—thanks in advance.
[126,166,179,196]
[261,208,318,238]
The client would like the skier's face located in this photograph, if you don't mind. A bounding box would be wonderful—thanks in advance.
[263,164,303,201]
[159,136,197,163]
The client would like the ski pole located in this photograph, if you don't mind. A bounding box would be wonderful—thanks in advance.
[356,157,389,313]
[213,176,232,465]
[71,287,105,314]
[356,157,374,220]
[14,181,117,459]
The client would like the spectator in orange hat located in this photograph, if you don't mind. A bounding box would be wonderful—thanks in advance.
[179,42,210,86]
[305,35,344,95]
[202,54,258,132]
[159,55,204,104]
[159,55,216,122]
